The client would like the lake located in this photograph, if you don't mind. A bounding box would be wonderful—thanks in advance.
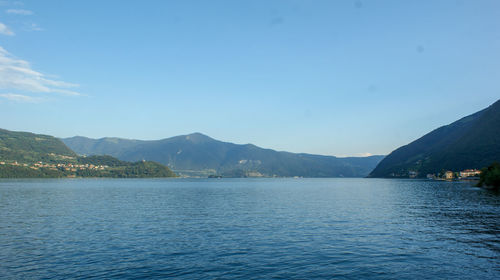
[0,178,499,279]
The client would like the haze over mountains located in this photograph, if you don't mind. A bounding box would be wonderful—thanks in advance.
[370,99,500,178]
[3,97,499,179]
[63,133,384,177]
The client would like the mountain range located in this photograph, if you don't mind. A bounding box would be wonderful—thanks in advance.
[0,128,176,178]
[369,99,500,177]
[5,97,498,180]
[62,133,384,177]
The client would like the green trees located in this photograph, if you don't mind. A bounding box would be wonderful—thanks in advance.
[0,165,64,178]
[77,155,126,166]
[0,128,177,178]
[0,128,76,164]
[107,161,177,178]
[478,163,500,189]
[0,161,177,178]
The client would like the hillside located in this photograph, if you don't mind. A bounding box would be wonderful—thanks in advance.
[72,156,177,178]
[0,128,77,163]
[62,136,144,156]
[0,129,176,178]
[369,99,500,177]
[63,133,384,177]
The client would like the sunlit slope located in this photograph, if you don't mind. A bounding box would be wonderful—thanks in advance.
[0,128,76,163]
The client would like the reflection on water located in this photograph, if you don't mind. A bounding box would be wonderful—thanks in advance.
[0,178,499,279]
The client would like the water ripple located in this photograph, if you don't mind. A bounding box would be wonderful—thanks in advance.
[0,178,499,279]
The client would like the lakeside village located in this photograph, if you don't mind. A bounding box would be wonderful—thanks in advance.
[414,169,481,181]
[0,159,482,181]
[0,161,109,172]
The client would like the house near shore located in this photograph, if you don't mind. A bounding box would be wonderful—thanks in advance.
[444,171,454,180]
[460,169,481,178]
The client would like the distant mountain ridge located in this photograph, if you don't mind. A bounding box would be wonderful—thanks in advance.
[63,133,384,177]
[369,99,500,178]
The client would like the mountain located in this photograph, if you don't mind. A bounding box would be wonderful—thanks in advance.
[369,99,500,178]
[62,136,144,156]
[0,129,176,178]
[0,128,76,163]
[62,133,384,177]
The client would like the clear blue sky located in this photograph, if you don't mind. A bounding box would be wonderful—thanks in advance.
[0,0,498,156]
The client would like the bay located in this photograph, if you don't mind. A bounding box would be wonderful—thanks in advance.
[0,178,499,279]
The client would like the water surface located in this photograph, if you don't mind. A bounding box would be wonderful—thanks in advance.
[1,178,499,279]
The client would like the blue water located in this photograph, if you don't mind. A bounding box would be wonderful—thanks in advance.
[0,178,499,279]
